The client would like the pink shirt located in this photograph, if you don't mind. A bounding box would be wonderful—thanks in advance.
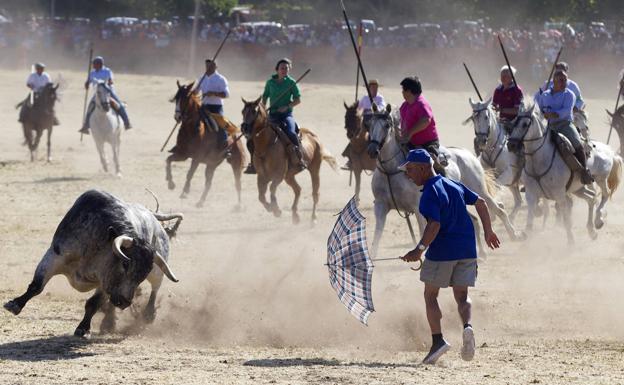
[400,95,439,146]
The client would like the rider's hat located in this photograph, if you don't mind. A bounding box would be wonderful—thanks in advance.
[398,149,432,171]
[368,79,380,86]
[500,65,517,75]
[93,56,104,64]
[34,62,45,69]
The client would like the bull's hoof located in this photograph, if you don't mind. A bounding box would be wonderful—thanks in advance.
[168,181,175,190]
[100,316,116,334]
[3,300,22,315]
[143,308,156,324]
[74,327,90,338]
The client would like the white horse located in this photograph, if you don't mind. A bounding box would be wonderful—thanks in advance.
[90,82,123,177]
[465,97,523,220]
[507,105,621,242]
[573,109,623,228]
[367,105,523,257]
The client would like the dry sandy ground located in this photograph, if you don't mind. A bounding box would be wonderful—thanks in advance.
[1,69,624,384]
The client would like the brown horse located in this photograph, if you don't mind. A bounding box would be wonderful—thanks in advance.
[343,101,376,198]
[241,97,337,224]
[166,81,246,209]
[18,83,59,162]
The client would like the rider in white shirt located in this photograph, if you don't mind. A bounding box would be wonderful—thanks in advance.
[19,63,58,124]
[196,59,230,155]
[79,56,132,134]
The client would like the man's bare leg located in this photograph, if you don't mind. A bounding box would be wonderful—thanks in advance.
[454,286,475,361]
[422,284,450,364]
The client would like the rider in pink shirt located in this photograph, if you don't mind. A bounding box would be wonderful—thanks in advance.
[399,76,445,174]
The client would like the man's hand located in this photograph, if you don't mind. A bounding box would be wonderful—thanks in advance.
[484,230,501,249]
[544,112,558,119]
[84,81,89,90]
[401,247,423,262]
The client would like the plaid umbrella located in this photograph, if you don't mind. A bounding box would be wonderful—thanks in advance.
[326,197,375,325]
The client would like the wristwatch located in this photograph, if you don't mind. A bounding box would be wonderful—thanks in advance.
[416,243,426,251]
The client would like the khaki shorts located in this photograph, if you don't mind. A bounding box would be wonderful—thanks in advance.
[420,258,477,288]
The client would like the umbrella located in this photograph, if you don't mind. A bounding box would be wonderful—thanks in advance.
[326,197,376,325]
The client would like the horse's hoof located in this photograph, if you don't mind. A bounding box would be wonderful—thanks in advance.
[4,300,22,315]
[595,218,605,230]
[100,318,116,334]
[232,204,243,213]
[73,327,90,338]
[311,218,318,227]
[195,201,204,208]
[168,181,175,190]
[179,193,188,200]
[46,157,52,163]
[513,231,527,241]
[115,172,122,179]
[588,230,598,240]
[292,213,300,224]
[273,208,282,218]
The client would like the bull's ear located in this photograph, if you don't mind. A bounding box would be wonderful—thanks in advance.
[107,226,117,241]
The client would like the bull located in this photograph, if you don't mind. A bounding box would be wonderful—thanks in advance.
[3,189,183,337]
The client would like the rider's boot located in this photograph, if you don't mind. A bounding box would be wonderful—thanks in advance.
[288,143,307,172]
[78,124,90,135]
[574,147,594,185]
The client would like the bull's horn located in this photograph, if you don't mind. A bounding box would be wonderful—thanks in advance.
[153,213,184,222]
[153,253,179,282]
[112,235,133,261]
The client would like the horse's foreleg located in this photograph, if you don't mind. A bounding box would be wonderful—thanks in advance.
[575,187,597,240]
[561,196,575,244]
[483,194,524,240]
[94,139,109,173]
[230,154,243,211]
[371,200,390,257]
[525,192,538,234]
[594,178,609,229]
[257,174,271,212]
[46,127,52,162]
[112,138,122,177]
[509,183,523,222]
[269,177,282,218]
[310,167,321,224]
[181,159,200,199]
[285,173,302,224]
[354,168,362,200]
[196,165,216,208]
[165,153,186,190]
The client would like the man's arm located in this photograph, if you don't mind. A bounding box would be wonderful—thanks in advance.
[405,116,431,139]
[551,92,575,119]
[474,197,501,249]
[401,219,440,262]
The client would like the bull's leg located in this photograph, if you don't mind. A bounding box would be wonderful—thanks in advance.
[181,159,200,199]
[143,273,163,323]
[74,290,104,337]
[165,153,188,190]
[4,248,57,315]
[371,200,390,257]
[285,173,302,224]
[46,127,53,162]
[99,299,116,334]
[196,164,216,208]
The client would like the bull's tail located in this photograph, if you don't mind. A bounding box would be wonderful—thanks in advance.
[608,155,622,199]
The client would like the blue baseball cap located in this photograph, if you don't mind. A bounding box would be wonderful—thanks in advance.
[398,149,432,171]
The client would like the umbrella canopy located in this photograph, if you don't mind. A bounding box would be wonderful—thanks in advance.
[326,197,375,325]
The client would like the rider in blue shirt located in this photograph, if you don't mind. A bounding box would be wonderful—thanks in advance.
[79,56,132,134]
[399,148,500,365]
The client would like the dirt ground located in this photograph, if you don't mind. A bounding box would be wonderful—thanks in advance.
[1,68,624,385]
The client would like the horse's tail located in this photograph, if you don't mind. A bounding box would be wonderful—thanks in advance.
[607,155,623,199]
[321,145,338,171]
[483,168,500,198]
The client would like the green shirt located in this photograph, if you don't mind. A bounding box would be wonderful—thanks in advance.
[262,74,300,113]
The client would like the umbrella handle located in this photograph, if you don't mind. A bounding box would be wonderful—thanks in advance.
[410,259,423,272]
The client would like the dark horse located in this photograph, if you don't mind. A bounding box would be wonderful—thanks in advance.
[166,81,246,209]
[343,101,376,199]
[18,83,59,162]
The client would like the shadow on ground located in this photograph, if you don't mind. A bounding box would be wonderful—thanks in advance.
[0,335,124,362]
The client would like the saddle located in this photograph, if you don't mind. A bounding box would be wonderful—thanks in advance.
[550,131,587,175]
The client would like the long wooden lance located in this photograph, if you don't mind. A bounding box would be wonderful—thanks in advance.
[161,29,232,152]
[462,62,483,101]
[354,22,363,103]
[80,45,93,142]
[544,47,563,91]
[607,73,624,144]
[340,0,376,112]
[497,35,518,88]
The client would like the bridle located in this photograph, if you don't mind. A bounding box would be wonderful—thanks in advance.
[96,83,111,112]
[368,113,405,176]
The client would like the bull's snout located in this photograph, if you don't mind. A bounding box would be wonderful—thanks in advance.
[110,295,132,309]
[367,143,380,159]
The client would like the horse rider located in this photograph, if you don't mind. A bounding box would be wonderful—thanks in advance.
[19,62,59,125]
[399,76,446,175]
[492,65,523,134]
[196,58,231,157]
[399,148,500,364]
[79,56,132,134]
[342,79,386,170]
[261,57,306,171]
[536,70,593,184]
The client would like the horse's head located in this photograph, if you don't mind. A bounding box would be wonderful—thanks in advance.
[241,96,265,136]
[367,104,395,159]
[171,80,197,122]
[343,101,363,139]
[35,83,59,113]
[466,96,494,151]
[507,103,537,153]
[95,81,112,112]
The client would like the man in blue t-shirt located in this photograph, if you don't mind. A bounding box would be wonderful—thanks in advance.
[398,149,500,365]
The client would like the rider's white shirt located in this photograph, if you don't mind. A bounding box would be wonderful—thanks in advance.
[26,72,51,92]
[88,67,114,86]
[197,71,229,106]
[358,94,385,114]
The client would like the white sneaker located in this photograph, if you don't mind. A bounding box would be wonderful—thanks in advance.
[461,326,475,361]
[422,340,451,365]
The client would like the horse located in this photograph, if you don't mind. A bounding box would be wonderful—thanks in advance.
[18,83,59,162]
[241,97,337,224]
[90,82,123,177]
[343,101,376,199]
[366,105,523,257]
[465,97,523,221]
[166,81,246,209]
[506,104,621,242]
